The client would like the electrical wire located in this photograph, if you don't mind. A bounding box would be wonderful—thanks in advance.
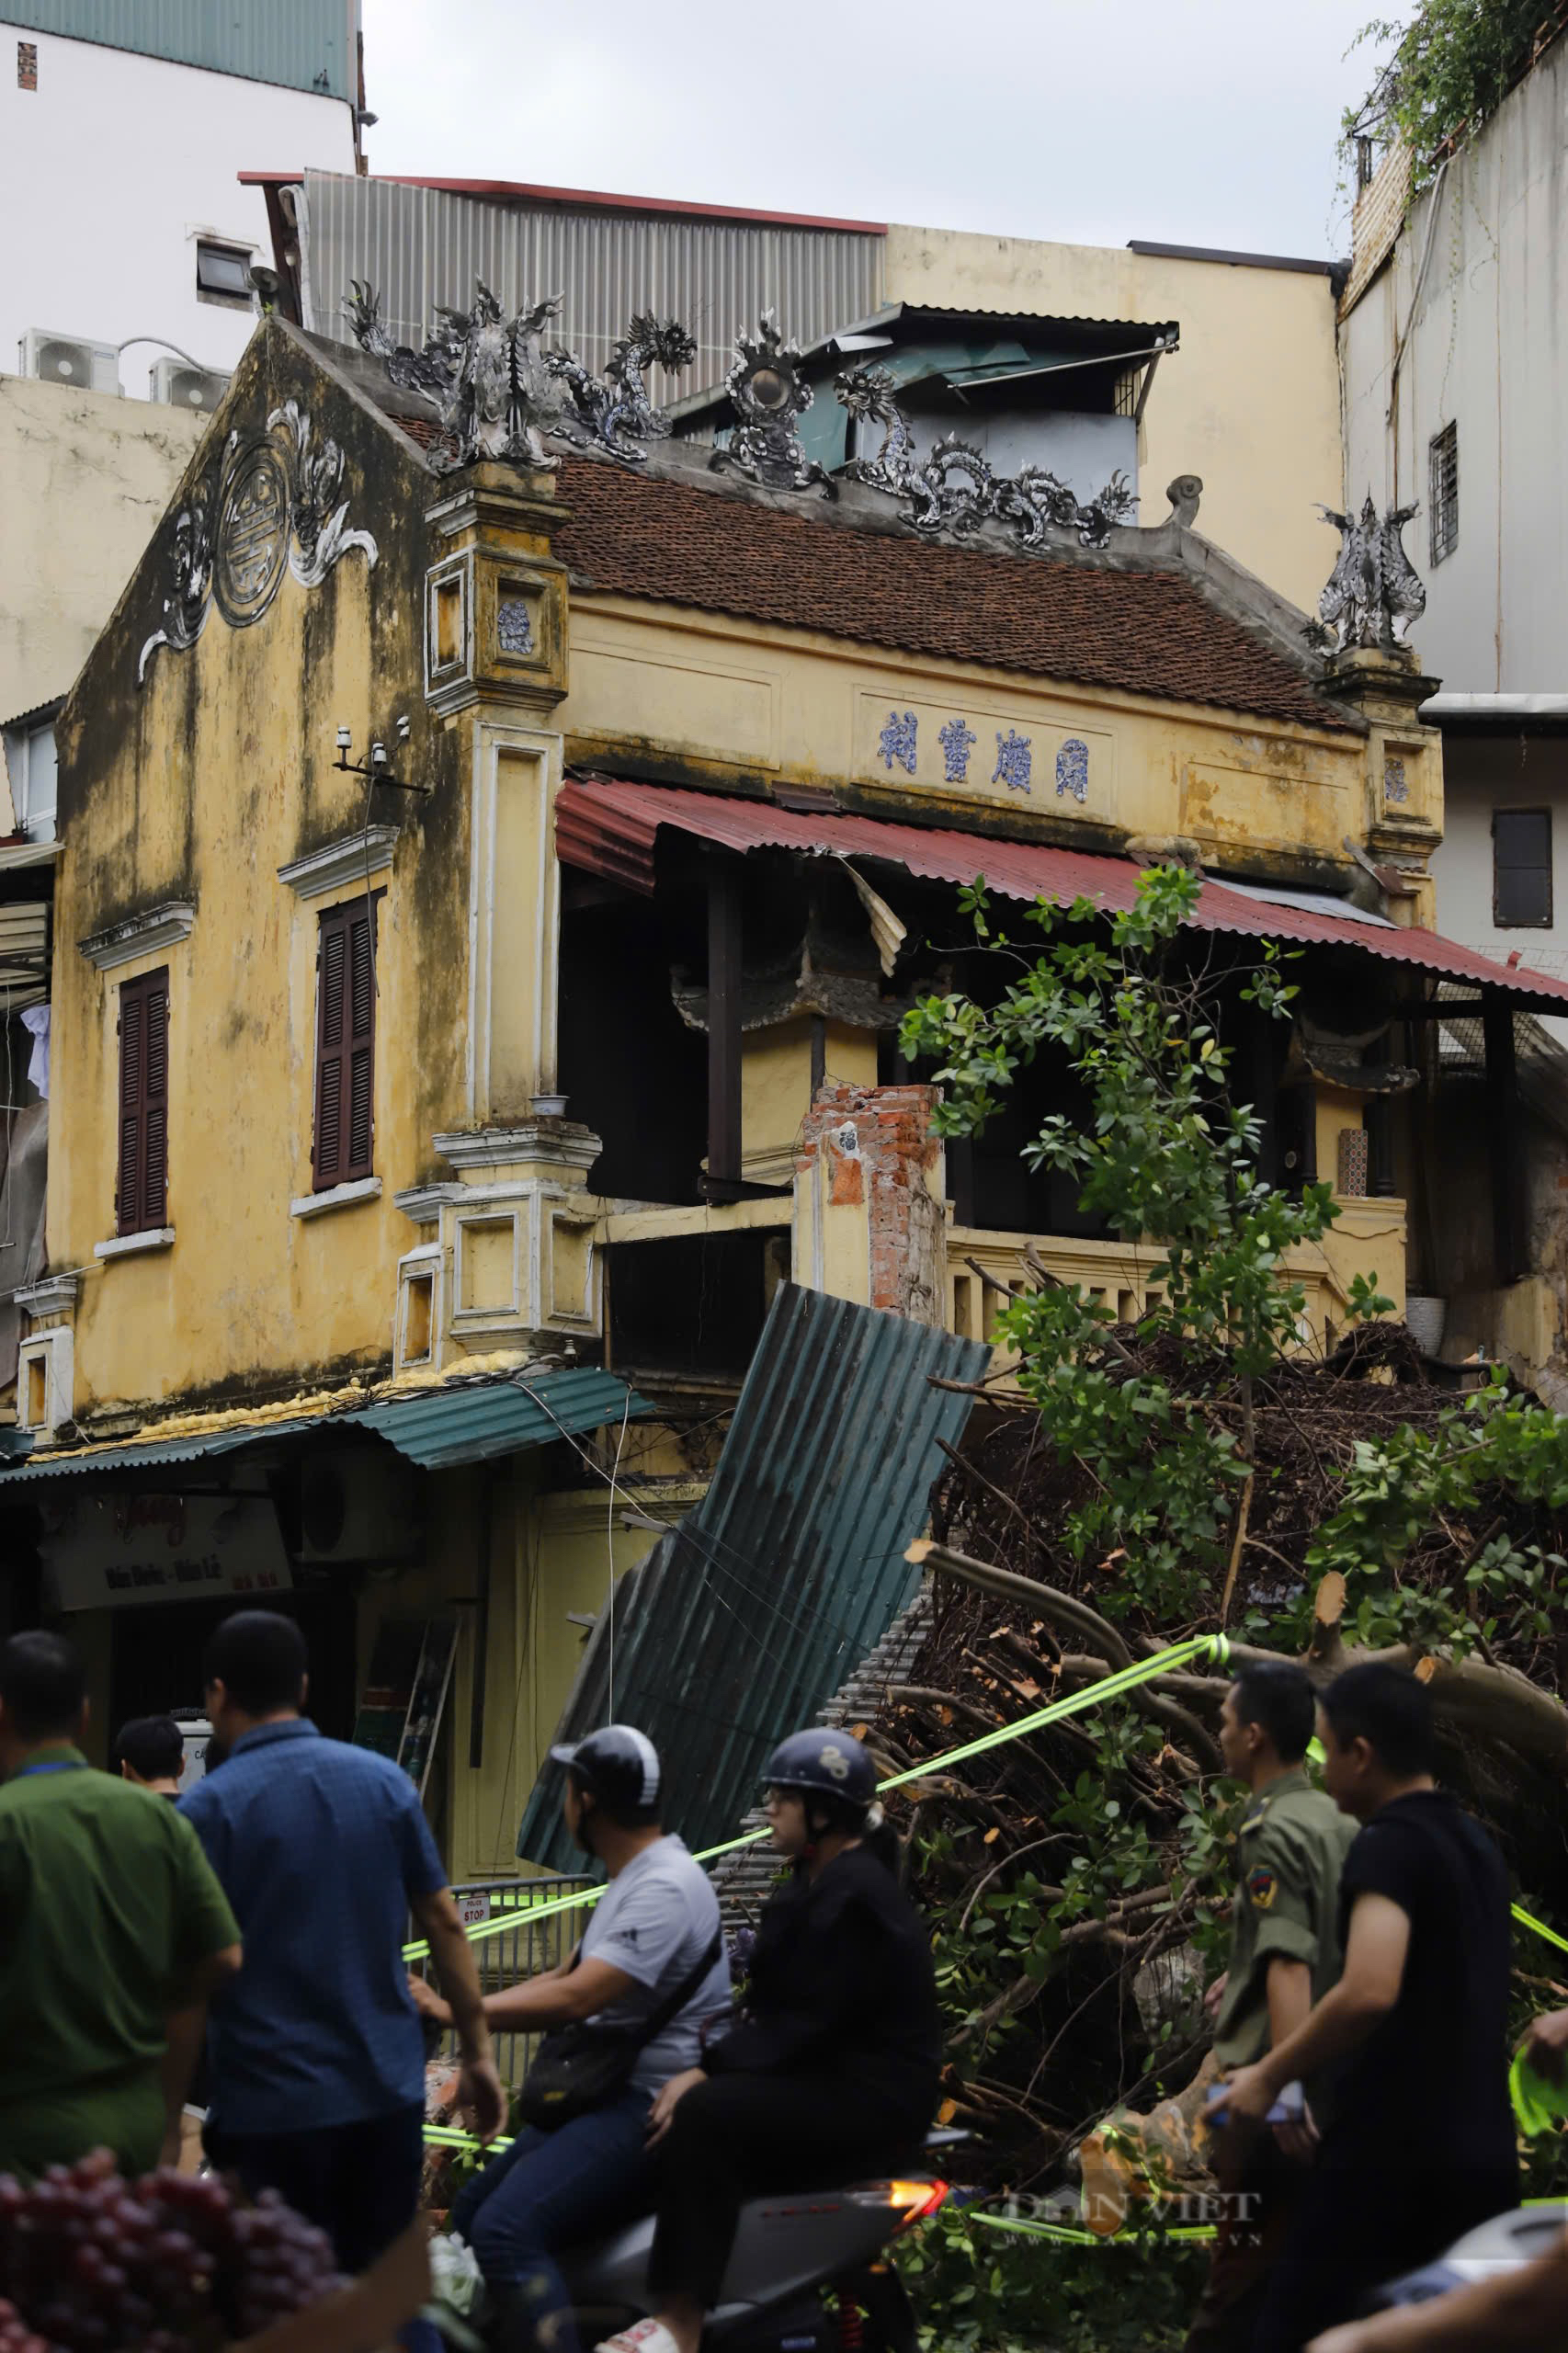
[604,1381,632,1718]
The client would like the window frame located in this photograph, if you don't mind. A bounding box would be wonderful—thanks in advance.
[1493,806,1553,931]
[1429,420,1459,565]
[116,967,170,1238]
[195,238,255,308]
[312,894,381,1192]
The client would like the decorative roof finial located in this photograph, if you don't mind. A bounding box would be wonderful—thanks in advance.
[710,313,836,497]
[346,282,698,473]
[1312,494,1426,653]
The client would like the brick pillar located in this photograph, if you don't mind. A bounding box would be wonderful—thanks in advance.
[792,1084,947,1325]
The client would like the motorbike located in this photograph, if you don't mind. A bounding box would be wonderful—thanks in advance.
[554,2139,959,2352]
[1368,2201,1568,2310]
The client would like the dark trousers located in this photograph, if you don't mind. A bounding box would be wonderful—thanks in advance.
[449,2089,656,2353]
[207,2098,426,2270]
[1182,2130,1304,2353]
[1250,2165,1520,2352]
[649,2073,914,2313]
[206,2100,437,2351]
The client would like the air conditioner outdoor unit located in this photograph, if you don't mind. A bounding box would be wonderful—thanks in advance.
[297,1449,425,1567]
[150,358,230,413]
[19,328,119,394]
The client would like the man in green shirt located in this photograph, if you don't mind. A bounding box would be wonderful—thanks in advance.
[1185,1662,1357,2353]
[0,1630,242,2182]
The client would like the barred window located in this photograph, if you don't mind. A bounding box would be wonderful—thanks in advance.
[1429,422,1459,563]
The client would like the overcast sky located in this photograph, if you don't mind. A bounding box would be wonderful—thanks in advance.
[360,0,1404,261]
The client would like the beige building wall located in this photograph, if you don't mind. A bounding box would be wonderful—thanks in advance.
[0,372,207,819]
[883,225,1343,615]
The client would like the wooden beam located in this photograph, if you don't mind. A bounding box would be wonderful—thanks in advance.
[1483,999,1526,1283]
[705,855,744,1202]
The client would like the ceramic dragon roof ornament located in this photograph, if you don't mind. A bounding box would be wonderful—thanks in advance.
[835,365,1136,549]
[346,281,696,471]
[1312,494,1427,652]
[710,313,836,497]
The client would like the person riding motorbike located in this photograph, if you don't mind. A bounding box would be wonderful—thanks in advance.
[592,1728,941,2353]
[413,1725,729,2353]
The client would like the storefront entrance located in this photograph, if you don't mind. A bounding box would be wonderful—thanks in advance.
[108,1585,358,1741]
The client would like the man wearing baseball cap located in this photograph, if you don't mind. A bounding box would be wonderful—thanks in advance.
[412,1725,730,2353]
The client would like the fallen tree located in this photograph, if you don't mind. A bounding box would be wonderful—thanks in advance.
[878,869,1568,2211]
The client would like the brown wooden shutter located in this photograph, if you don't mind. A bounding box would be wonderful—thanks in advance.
[116,968,169,1237]
[313,899,378,1189]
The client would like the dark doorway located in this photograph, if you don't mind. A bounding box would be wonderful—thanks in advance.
[108,1583,358,1741]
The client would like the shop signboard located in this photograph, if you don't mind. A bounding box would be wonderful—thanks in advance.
[40,1493,293,1612]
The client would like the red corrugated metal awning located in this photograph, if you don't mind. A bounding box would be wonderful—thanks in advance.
[555,776,1568,1006]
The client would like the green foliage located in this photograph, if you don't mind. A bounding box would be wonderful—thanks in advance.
[903,2207,1207,2353]
[901,865,1352,1627]
[1346,3,1548,188]
[1290,1375,1568,1660]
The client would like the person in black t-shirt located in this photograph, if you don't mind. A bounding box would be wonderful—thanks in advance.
[1206,1664,1517,2353]
[597,1728,941,2353]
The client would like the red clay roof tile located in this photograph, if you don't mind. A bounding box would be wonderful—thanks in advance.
[552,458,1346,732]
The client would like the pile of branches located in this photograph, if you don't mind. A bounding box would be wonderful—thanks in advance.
[862,1324,1568,2188]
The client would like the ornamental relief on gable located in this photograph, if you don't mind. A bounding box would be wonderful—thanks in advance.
[138,401,379,684]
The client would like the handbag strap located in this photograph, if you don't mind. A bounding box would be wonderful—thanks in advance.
[631,1927,724,2052]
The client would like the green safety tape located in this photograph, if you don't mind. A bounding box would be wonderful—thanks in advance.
[403,1632,1233,1963]
[1516,1903,1568,1959]
[406,1627,1568,1983]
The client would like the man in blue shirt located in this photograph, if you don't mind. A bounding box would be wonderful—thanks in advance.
[180,1610,503,2283]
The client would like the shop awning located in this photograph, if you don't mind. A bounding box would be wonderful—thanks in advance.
[352,1369,649,1470]
[556,776,1568,1007]
[0,1369,650,1485]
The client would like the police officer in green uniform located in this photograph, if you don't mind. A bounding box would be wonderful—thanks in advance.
[1185,1663,1356,2353]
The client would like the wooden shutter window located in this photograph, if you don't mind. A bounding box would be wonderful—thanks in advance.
[116,968,169,1237]
[313,899,378,1188]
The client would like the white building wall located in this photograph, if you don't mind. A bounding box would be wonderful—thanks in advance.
[0,22,355,394]
[1340,41,1568,695]
[1430,739,1568,1043]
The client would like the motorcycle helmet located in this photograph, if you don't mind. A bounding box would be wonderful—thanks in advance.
[550,1722,662,1814]
[763,1727,879,1812]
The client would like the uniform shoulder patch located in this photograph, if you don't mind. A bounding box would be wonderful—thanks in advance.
[1246,1865,1278,1910]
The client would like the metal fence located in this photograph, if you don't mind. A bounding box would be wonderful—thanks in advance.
[413,1875,596,2093]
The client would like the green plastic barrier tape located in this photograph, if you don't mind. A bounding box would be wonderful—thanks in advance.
[403,1632,1233,1962]
[1515,1902,1568,1959]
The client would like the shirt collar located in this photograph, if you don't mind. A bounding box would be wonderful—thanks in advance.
[1256,1767,1312,1801]
[14,1741,85,1774]
[232,1716,320,1756]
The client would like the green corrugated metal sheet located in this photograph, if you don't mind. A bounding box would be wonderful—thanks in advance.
[355,1370,649,1470]
[516,1285,991,1869]
[10,2,358,100]
[0,1418,321,1483]
[0,1370,646,1484]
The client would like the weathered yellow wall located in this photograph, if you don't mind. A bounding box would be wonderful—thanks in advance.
[562,598,1426,887]
[50,328,468,1418]
[882,226,1343,615]
[0,375,207,826]
[742,1018,878,1183]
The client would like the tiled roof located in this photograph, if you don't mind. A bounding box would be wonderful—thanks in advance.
[552,460,1346,731]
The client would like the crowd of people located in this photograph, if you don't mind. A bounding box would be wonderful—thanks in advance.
[1,1608,1565,2353]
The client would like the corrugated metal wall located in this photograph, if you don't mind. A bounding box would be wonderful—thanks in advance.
[300,172,884,398]
[516,1284,989,1870]
[9,1,358,99]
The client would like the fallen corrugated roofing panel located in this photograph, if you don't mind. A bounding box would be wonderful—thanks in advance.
[555,778,1568,1007]
[516,1283,991,1870]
